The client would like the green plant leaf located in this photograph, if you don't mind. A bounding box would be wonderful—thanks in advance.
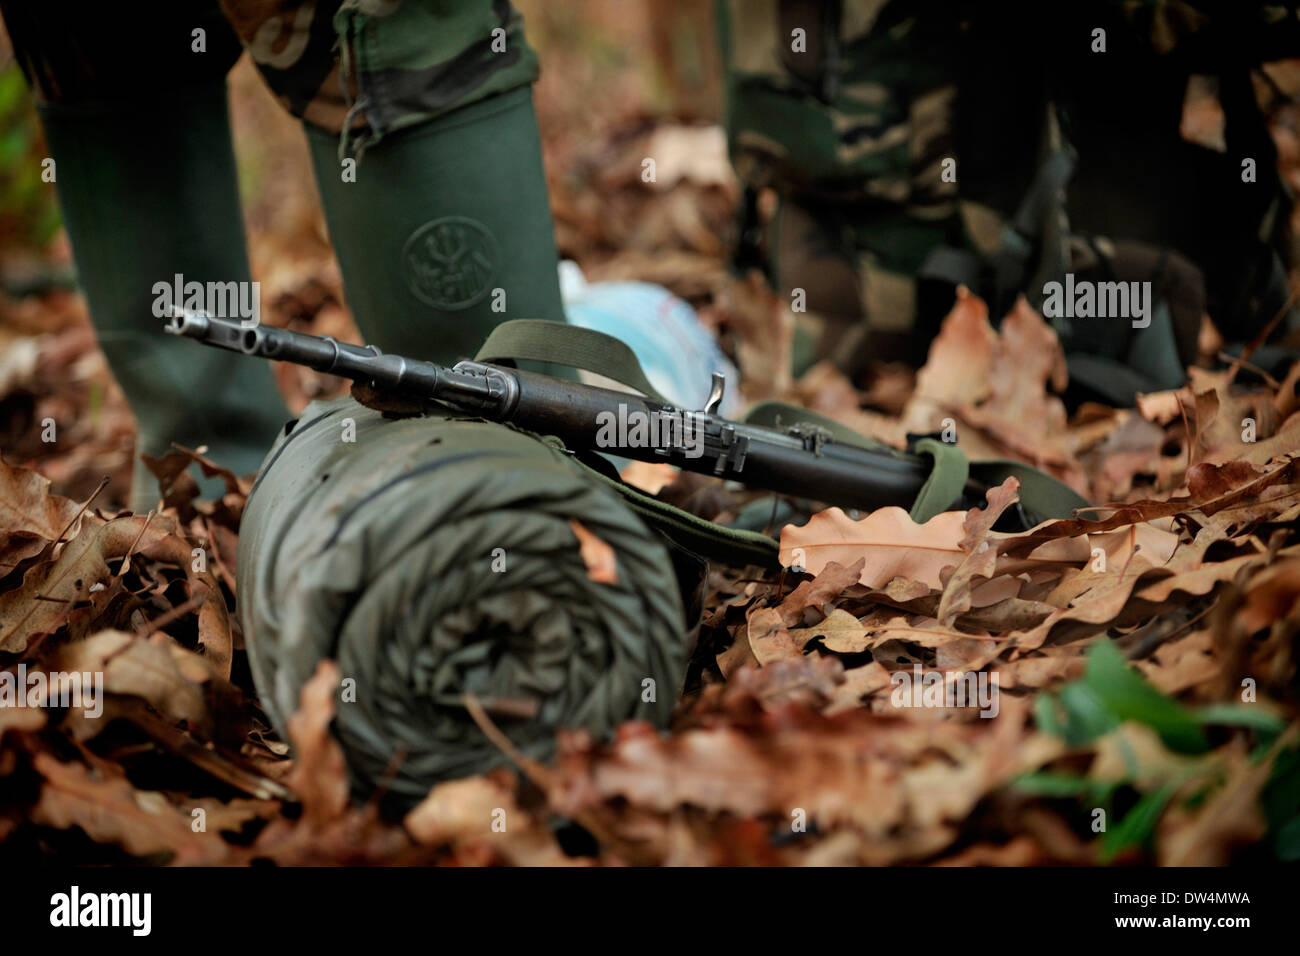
[1011,771,1118,804]
[1274,815,1300,861]
[1192,703,1286,738]
[1083,642,1207,754]
[1100,781,1179,862]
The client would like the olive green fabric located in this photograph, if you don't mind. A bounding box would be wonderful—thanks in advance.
[476,319,671,403]
[328,0,540,158]
[37,84,289,512]
[238,397,686,805]
[966,459,1090,526]
[909,436,969,523]
[718,0,961,206]
[580,465,780,570]
[307,85,566,368]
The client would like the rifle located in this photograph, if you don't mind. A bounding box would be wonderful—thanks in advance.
[165,311,1036,525]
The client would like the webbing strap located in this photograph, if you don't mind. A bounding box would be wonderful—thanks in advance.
[741,399,891,449]
[910,437,970,523]
[476,319,670,403]
[580,464,779,568]
[968,459,1091,524]
[741,401,969,522]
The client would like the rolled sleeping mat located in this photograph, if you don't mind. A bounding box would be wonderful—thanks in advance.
[237,396,687,807]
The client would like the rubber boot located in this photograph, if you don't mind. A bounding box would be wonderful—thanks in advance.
[306,86,566,366]
[39,82,289,511]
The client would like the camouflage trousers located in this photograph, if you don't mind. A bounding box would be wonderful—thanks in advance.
[717,0,993,369]
[0,0,539,155]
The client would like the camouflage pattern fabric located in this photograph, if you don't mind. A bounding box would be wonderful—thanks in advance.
[2,0,539,152]
[228,0,540,155]
[719,0,1300,373]
[717,0,980,367]
[718,0,959,207]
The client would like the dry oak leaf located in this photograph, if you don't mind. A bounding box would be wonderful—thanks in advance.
[1126,547,1290,614]
[55,629,208,732]
[0,515,149,655]
[404,771,576,866]
[1235,557,1300,635]
[1011,545,1283,652]
[1136,630,1219,695]
[789,607,868,653]
[937,477,1022,626]
[29,753,231,864]
[954,296,1075,469]
[904,286,997,431]
[781,506,967,591]
[729,654,852,712]
[823,660,893,715]
[0,458,85,573]
[569,520,619,585]
[284,660,351,826]
[999,456,1298,559]
[550,698,1062,864]
[746,560,863,665]
[1185,368,1283,467]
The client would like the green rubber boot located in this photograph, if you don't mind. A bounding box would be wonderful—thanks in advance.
[306,86,566,365]
[39,82,289,512]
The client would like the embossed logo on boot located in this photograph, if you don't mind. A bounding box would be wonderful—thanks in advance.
[401,216,498,310]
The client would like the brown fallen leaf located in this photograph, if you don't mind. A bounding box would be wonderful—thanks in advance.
[789,607,868,653]
[0,515,140,654]
[937,477,1022,626]
[1235,557,1300,635]
[29,753,231,864]
[903,287,997,432]
[781,507,967,591]
[54,629,209,733]
[745,561,864,665]
[283,660,350,826]
[550,696,1063,865]
[954,297,1075,471]
[404,771,577,866]
[823,661,892,715]
[999,456,1299,559]
[0,458,85,573]
[569,520,619,585]
[1158,729,1298,865]
[1136,630,1219,694]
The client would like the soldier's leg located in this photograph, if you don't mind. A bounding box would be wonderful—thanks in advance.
[0,0,289,511]
[769,198,868,376]
[226,0,564,365]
